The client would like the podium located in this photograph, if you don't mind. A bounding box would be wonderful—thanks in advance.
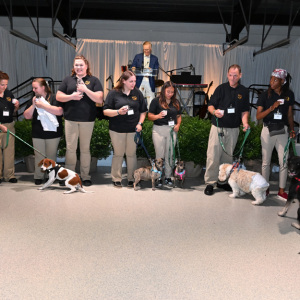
[131,68,158,77]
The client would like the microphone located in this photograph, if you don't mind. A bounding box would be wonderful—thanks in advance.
[190,64,195,74]
[128,60,132,68]
[106,75,112,82]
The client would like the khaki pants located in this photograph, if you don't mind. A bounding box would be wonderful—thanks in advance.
[65,120,94,181]
[204,125,239,185]
[32,137,61,179]
[0,122,15,181]
[152,125,177,178]
[139,78,155,109]
[109,130,136,182]
[261,125,288,189]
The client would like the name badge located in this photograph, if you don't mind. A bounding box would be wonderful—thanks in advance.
[3,109,9,117]
[168,120,175,126]
[227,107,235,114]
[127,109,134,115]
[274,113,282,120]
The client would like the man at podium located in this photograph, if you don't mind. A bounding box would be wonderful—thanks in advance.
[131,41,159,108]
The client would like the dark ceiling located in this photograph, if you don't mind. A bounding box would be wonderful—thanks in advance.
[1,0,300,42]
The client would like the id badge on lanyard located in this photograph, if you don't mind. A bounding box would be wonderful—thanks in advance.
[3,107,9,117]
[274,110,282,120]
[227,106,235,114]
[168,118,175,126]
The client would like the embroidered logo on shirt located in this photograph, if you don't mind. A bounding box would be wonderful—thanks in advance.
[6,97,11,102]
[132,96,137,101]
[238,94,242,99]
[285,96,290,102]
[85,81,90,85]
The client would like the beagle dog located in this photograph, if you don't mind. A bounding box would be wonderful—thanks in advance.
[38,158,92,194]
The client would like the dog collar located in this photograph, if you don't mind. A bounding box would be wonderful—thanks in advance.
[151,168,162,177]
[295,177,300,192]
[175,170,185,180]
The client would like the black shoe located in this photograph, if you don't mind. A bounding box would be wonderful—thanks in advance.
[8,178,18,183]
[217,182,232,191]
[113,181,122,188]
[35,179,43,185]
[165,178,173,186]
[82,180,92,186]
[59,180,65,186]
[127,181,134,188]
[204,184,214,195]
[156,178,163,188]
[0,178,2,184]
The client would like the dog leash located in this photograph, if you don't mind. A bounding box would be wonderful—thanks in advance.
[134,131,152,164]
[283,137,297,166]
[169,127,180,168]
[215,116,251,159]
[0,128,47,158]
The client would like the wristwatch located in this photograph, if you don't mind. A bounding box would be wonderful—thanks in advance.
[138,122,143,126]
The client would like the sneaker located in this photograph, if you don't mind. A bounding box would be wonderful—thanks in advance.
[127,181,134,188]
[165,178,173,186]
[35,179,43,185]
[82,180,92,186]
[156,178,163,188]
[204,184,214,196]
[217,182,232,191]
[277,191,288,201]
[8,178,18,183]
[113,181,122,188]
[59,180,65,186]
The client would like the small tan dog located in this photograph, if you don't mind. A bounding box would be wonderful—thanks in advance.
[173,160,186,188]
[38,158,92,194]
[218,163,269,205]
[133,158,164,191]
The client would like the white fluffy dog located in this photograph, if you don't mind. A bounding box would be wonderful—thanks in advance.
[218,163,269,205]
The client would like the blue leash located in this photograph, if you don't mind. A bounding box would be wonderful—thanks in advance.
[134,131,152,163]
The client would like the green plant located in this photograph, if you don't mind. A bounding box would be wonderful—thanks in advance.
[136,116,264,166]
[14,119,34,158]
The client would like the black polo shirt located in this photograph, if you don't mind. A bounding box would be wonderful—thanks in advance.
[257,89,294,126]
[149,97,182,126]
[209,82,250,128]
[103,88,147,133]
[25,94,63,139]
[58,75,103,122]
[0,89,15,124]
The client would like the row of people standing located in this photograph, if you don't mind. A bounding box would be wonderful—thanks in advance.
[0,59,295,198]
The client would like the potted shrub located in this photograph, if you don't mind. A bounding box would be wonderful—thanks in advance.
[14,119,35,172]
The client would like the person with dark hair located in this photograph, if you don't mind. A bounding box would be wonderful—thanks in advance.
[131,41,159,108]
[204,64,250,196]
[24,78,63,185]
[56,55,104,186]
[0,71,19,183]
[256,68,295,200]
[148,81,182,187]
[103,70,147,188]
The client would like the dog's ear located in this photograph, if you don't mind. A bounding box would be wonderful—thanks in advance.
[50,159,56,168]
[38,159,44,167]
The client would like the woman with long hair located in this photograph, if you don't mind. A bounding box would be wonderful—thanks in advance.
[256,68,295,200]
[56,55,104,186]
[148,81,182,187]
[103,70,147,188]
[24,78,63,185]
